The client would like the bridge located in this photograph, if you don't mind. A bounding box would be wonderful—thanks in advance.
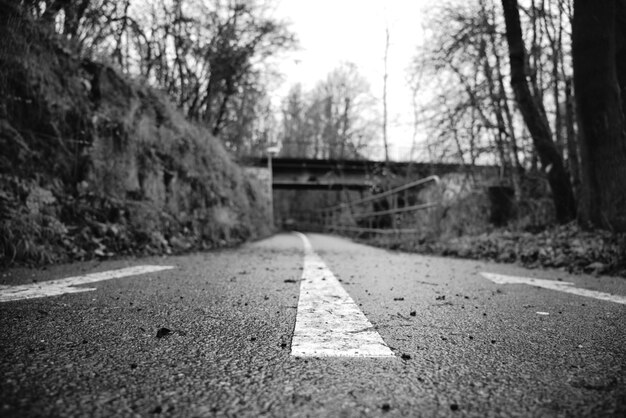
[242,157,501,233]
[243,157,497,190]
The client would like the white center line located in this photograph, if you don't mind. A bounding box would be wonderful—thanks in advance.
[481,272,626,305]
[291,232,394,358]
[0,265,175,302]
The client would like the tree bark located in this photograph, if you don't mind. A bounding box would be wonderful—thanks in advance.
[501,0,576,223]
[564,77,581,199]
[485,1,522,196]
[572,0,626,231]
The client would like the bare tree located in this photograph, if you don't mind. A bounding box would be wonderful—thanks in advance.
[279,64,380,160]
[501,0,576,223]
[409,1,526,174]
[73,0,294,151]
[382,26,390,163]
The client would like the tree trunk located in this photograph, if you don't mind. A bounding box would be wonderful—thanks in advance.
[572,0,626,231]
[382,26,390,164]
[501,0,576,223]
[564,77,581,199]
[486,1,522,197]
[340,97,350,158]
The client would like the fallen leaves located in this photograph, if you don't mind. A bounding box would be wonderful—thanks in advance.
[155,327,187,339]
[156,327,171,338]
[366,223,626,277]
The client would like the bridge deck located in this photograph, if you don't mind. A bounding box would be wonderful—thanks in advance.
[242,157,497,190]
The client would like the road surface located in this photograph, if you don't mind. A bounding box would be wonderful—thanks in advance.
[1,233,625,417]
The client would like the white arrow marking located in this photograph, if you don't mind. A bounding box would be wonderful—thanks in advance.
[0,265,175,302]
[481,272,626,305]
[291,233,394,357]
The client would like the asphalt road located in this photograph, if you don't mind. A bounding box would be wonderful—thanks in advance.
[1,233,625,417]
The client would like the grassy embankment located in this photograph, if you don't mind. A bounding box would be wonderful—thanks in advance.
[362,182,626,278]
[0,13,271,267]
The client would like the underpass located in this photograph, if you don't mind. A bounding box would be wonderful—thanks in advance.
[243,157,500,235]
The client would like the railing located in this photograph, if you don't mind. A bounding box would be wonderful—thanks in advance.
[305,175,441,235]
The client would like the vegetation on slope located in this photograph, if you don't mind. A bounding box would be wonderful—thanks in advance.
[382,225,626,278]
[358,185,626,278]
[0,5,270,267]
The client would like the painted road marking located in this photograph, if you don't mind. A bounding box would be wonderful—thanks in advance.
[291,232,394,357]
[0,265,175,302]
[481,272,626,305]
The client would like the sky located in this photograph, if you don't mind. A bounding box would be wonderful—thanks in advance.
[269,0,434,160]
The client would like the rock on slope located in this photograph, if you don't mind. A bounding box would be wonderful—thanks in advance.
[0,8,271,266]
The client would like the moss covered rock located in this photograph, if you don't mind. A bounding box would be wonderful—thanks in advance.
[0,9,271,266]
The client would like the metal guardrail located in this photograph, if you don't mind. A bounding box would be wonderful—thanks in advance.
[310,175,442,235]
